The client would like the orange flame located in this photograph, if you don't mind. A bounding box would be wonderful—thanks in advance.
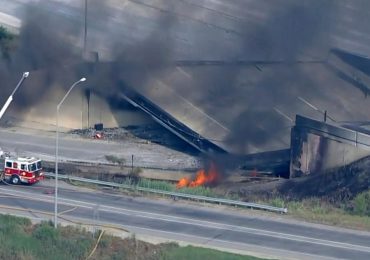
[177,163,220,188]
[189,169,207,187]
[176,177,190,188]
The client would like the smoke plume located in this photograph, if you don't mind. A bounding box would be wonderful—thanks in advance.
[0,1,83,109]
[3,0,368,159]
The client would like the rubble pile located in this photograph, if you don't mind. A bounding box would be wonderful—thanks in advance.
[70,127,132,141]
[70,124,195,150]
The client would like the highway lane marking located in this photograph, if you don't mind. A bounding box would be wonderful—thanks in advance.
[3,187,370,253]
[0,204,130,233]
[1,187,370,253]
[58,206,77,216]
[0,205,337,260]
[0,201,334,260]
[113,225,340,260]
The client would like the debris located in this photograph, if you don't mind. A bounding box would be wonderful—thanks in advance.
[94,132,103,139]
[69,127,131,141]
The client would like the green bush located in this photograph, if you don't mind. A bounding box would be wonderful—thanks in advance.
[353,190,370,216]
[32,222,59,243]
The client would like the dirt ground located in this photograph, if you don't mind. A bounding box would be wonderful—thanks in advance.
[69,124,200,157]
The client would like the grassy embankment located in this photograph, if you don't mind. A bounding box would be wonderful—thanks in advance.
[0,214,264,260]
[138,180,370,230]
[264,190,370,230]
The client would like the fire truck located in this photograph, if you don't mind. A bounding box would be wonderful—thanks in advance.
[0,156,44,185]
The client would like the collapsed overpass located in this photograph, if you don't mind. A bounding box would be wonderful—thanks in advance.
[3,1,370,164]
[114,48,370,156]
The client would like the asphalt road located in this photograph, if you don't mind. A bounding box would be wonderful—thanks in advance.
[0,180,370,260]
[0,127,197,170]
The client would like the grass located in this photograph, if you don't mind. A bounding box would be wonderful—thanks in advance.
[138,178,174,191]
[160,245,264,260]
[176,186,218,197]
[262,196,370,231]
[353,190,370,216]
[132,178,370,230]
[0,214,265,260]
[119,176,224,198]
[0,215,94,260]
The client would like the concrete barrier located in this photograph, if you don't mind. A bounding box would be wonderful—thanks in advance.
[290,115,370,177]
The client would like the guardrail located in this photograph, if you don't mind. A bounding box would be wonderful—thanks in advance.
[44,173,288,214]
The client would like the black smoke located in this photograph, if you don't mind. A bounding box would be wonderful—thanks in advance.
[183,0,337,154]
[0,2,83,109]
[2,0,365,159]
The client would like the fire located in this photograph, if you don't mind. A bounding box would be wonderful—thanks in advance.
[176,177,190,188]
[189,169,207,187]
[177,163,220,188]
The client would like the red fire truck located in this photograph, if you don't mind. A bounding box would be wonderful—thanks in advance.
[1,156,44,185]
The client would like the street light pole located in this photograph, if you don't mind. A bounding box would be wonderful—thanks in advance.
[54,77,86,228]
[0,72,29,120]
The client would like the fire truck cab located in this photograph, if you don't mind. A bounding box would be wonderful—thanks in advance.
[2,157,44,185]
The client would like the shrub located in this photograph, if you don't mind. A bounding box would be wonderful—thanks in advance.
[32,222,59,243]
[128,167,142,184]
[105,155,126,167]
[353,190,370,216]
[0,214,31,234]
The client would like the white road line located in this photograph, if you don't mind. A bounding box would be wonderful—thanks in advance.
[125,225,339,260]
[0,208,335,260]
[1,187,370,253]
